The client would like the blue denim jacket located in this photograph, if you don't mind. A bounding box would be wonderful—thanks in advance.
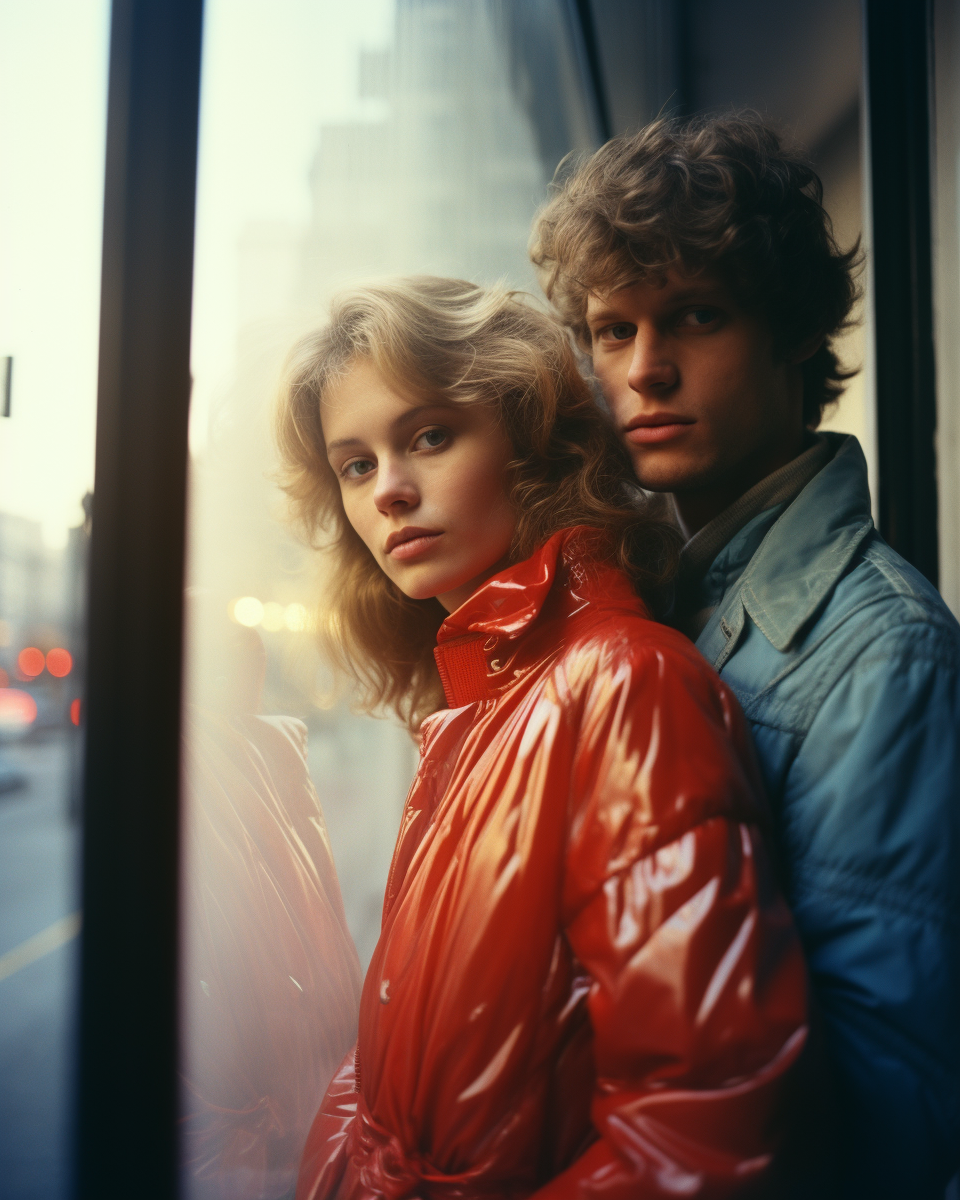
[693,433,960,1198]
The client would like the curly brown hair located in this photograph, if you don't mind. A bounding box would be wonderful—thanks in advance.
[530,114,862,427]
[276,277,680,730]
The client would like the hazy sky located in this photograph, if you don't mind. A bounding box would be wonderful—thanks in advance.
[191,0,393,449]
[0,0,392,548]
[0,0,110,548]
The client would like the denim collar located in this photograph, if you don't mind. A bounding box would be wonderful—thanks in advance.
[698,433,875,663]
[678,434,834,596]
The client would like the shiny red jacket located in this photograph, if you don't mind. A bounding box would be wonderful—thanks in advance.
[297,527,809,1200]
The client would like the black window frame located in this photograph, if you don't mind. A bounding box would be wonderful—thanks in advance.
[75,1,203,1195]
[863,0,939,583]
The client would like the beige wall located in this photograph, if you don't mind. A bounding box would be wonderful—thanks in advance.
[814,106,871,465]
[683,0,873,496]
[933,0,960,617]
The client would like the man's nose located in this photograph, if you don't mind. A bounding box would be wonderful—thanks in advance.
[373,459,419,514]
[626,329,678,395]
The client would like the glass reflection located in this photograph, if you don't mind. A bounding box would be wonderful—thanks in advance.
[183,1,597,1193]
[181,604,361,1199]
[0,3,109,1196]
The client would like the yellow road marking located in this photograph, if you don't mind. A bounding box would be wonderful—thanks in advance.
[0,912,82,983]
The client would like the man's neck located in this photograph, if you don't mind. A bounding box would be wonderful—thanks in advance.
[673,482,758,541]
[672,434,809,540]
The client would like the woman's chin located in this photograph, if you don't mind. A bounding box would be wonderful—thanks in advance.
[391,554,512,611]
[403,586,443,602]
[392,573,448,603]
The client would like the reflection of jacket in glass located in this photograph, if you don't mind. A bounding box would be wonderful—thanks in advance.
[297,527,809,1199]
[182,710,362,1200]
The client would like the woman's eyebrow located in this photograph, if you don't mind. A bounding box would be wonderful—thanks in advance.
[326,405,454,456]
[393,403,452,424]
[387,402,459,435]
[325,436,364,455]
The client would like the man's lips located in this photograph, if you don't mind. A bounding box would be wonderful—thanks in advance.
[622,413,696,445]
[385,527,443,561]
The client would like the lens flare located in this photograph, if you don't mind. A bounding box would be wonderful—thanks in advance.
[46,648,73,677]
[18,647,45,677]
[232,597,264,627]
[0,688,38,729]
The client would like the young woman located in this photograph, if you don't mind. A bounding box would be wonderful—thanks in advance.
[276,277,809,1199]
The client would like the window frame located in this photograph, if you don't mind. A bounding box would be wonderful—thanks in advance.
[75,1,203,1195]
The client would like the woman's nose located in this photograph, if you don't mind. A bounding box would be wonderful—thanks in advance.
[373,459,419,514]
[627,330,678,395]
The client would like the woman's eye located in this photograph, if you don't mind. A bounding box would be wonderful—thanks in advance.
[603,323,635,341]
[342,458,375,479]
[414,427,448,451]
[681,308,718,328]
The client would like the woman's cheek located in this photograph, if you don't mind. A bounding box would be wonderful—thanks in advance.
[341,492,376,556]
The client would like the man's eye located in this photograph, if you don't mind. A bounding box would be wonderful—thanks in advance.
[681,308,718,327]
[603,323,635,341]
[414,427,448,450]
[342,458,375,479]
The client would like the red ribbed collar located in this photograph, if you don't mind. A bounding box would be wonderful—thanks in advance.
[432,526,643,707]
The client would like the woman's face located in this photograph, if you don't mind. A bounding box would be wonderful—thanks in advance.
[321,358,518,613]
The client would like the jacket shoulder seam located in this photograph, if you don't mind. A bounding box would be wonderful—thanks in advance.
[861,539,932,599]
[737,603,960,709]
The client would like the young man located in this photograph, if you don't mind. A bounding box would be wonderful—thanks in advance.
[532,116,960,1198]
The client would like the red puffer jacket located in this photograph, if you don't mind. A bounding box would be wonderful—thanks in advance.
[297,527,809,1200]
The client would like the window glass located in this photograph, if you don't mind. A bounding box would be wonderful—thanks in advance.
[182,1,597,1195]
[0,2,110,1196]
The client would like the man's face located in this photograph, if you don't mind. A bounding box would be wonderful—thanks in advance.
[585,269,805,520]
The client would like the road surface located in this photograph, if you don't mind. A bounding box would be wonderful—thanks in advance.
[0,732,79,1200]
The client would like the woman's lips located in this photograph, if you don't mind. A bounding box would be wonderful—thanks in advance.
[623,416,695,445]
[386,530,443,561]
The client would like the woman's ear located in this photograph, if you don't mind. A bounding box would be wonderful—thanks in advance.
[787,333,825,366]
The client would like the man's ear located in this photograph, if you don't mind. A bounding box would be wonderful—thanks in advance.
[787,333,825,366]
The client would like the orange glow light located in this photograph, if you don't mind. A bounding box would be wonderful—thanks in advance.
[46,648,72,677]
[0,688,38,729]
[18,647,45,677]
[70,698,81,726]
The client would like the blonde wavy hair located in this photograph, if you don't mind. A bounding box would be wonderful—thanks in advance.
[276,276,679,730]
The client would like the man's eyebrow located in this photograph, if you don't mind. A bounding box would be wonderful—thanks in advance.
[665,286,726,305]
[585,305,625,326]
[587,285,728,325]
